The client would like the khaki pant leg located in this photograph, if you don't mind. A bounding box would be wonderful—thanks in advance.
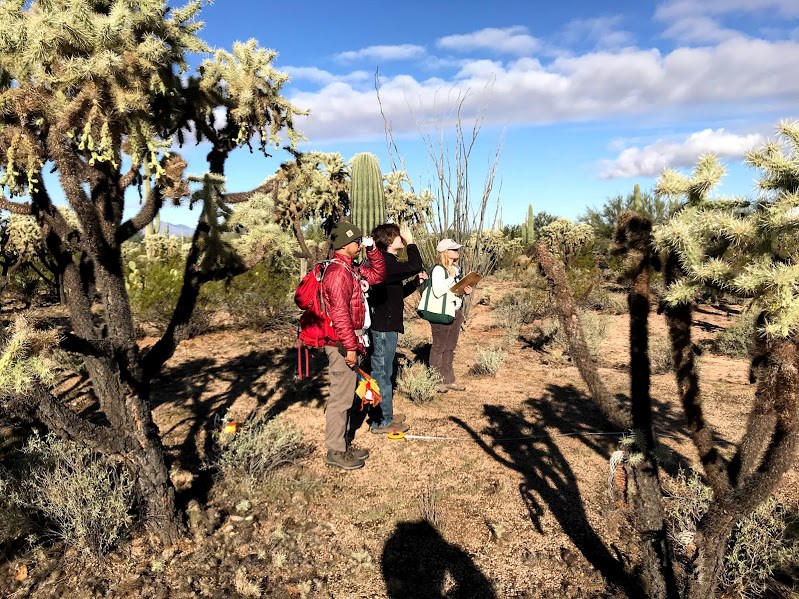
[324,346,358,452]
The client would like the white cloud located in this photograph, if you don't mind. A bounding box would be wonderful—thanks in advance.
[284,66,370,85]
[656,0,799,21]
[560,16,635,49]
[655,0,799,42]
[437,26,540,55]
[598,128,764,179]
[334,44,426,62]
[287,37,799,143]
[660,16,743,43]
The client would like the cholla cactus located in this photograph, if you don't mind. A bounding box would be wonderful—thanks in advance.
[270,153,348,223]
[4,214,43,260]
[349,153,385,235]
[383,171,433,227]
[655,123,799,337]
[225,193,296,269]
[0,316,59,398]
[0,0,305,543]
[539,218,594,266]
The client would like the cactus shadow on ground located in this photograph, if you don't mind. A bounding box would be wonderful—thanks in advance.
[151,345,323,507]
[451,383,685,597]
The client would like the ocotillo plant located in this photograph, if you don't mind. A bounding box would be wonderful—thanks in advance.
[349,152,386,235]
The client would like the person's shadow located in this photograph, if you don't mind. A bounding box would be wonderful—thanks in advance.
[381,520,496,599]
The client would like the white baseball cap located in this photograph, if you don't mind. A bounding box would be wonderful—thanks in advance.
[436,238,462,253]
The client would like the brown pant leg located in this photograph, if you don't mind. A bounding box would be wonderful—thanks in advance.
[429,321,448,381]
[440,309,464,383]
[324,346,358,452]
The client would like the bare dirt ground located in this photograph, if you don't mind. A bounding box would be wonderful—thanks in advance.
[3,278,797,598]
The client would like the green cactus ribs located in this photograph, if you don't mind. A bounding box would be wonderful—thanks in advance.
[349,153,386,235]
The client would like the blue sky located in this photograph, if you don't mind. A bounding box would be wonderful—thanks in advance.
[156,0,799,227]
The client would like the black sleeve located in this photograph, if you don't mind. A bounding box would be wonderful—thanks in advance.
[383,244,425,284]
[402,278,419,298]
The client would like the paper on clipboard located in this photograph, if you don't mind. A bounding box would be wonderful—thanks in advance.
[449,271,482,295]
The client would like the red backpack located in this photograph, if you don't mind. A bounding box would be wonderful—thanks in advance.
[294,259,358,379]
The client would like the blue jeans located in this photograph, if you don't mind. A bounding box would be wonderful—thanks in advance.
[369,330,398,428]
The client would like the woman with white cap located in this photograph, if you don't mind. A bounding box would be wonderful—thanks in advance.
[428,238,472,392]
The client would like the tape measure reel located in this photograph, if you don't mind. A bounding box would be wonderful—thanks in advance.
[386,431,406,441]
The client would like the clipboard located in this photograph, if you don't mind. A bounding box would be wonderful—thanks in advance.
[449,271,482,295]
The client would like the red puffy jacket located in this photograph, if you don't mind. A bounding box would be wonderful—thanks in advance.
[321,248,386,352]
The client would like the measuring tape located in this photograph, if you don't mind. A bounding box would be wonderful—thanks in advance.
[384,430,682,442]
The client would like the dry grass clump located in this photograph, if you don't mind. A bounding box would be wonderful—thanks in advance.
[397,361,441,404]
[397,325,426,350]
[418,480,440,528]
[17,432,135,557]
[217,416,310,486]
[233,567,263,598]
[649,334,674,375]
[470,347,505,376]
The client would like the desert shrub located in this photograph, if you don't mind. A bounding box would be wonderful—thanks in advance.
[721,498,799,598]
[217,416,309,486]
[489,267,518,282]
[568,262,602,307]
[539,311,608,358]
[664,467,713,551]
[397,361,441,404]
[664,467,798,598]
[17,433,134,556]
[587,289,629,314]
[713,310,757,358]
[494,287,548,326]
[126,255,184,328]
[200,261,296,330]
[476,286,493,306]
[397,325,425,350]
[5,269,43,305]
[470,346,505,376]
[0,469,31,546]
[650,334,674,375]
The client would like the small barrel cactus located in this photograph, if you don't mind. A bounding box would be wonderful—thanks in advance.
[349,153,385,235]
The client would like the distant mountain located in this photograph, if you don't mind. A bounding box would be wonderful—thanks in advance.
[162,222,195,238]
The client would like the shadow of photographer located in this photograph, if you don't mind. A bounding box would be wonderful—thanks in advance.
[381,520,496,599]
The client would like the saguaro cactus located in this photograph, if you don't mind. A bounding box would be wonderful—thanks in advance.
[522,204,535,245]
[350,153,386,234]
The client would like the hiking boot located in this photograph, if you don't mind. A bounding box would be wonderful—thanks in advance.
[326,449,365,470]
[392,413,407,424]
[446,383,466,391]
[436,384,449,393]
[370,421,410,434]
[346,442,370,460]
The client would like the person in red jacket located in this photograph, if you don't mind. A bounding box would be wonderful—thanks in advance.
[321,222,386,470]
